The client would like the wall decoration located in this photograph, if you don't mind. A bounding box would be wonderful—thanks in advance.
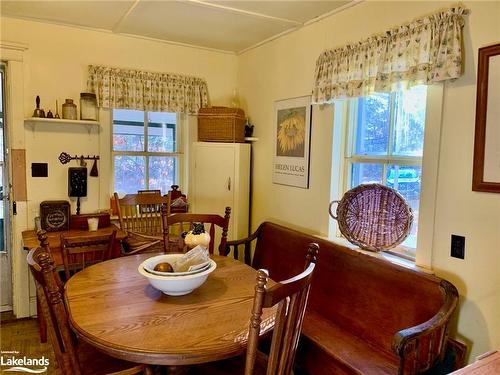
[40,200,70,232]
[472,43,500,193]
[273,96,312,188]
[31,163,48,177]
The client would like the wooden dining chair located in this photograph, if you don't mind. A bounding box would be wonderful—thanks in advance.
[114,192,171,254]
[27,231,153,375]
[161,207,231,254]
[60,231,117,280]
[192,243,319,375]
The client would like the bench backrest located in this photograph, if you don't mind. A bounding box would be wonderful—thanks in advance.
[252,222,445,353]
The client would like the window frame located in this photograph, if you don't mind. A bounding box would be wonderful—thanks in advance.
[330,84,444,268]
[111,110,185,195]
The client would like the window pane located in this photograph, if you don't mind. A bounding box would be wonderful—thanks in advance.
[114,155,145,194]
[355,93,391,155]
[113,109,144,151]
[351,163,384,187]
[147,112,176,152]
[148,156,176,194]
[393,85,427,156]
[387,165,421,248]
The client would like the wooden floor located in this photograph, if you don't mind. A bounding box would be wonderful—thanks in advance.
[0,318,62,374]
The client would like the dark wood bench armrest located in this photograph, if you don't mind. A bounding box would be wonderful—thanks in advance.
[225,224,264,265]
[392,280,459,374]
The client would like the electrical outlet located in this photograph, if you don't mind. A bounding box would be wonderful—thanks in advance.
[451,235,465,259]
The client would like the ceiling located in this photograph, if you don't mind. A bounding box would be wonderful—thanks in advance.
[0,0,356,53]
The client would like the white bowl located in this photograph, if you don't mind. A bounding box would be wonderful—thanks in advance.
[144,258,211,277]
[138,254,217,296]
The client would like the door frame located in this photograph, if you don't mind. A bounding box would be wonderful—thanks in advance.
[1,41,31,318]
[0,62,13,312]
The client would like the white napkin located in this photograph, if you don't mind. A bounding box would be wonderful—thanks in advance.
[172,245,210,272]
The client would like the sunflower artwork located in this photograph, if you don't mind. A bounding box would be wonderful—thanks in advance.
[276,107,306,157]
[273,96,311,189]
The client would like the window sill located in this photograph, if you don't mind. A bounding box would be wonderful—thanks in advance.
[313,234,434,275]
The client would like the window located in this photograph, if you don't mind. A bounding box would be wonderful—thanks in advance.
[339,85,428,258]
[112,109,182,195]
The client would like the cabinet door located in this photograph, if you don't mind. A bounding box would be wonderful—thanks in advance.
[193,144,235,218]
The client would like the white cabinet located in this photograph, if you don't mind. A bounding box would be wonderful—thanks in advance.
[191,142,250,240]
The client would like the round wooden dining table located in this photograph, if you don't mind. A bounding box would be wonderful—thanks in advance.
[64,254,276,371]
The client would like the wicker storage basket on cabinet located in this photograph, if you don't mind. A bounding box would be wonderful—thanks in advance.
[198,107,246,143]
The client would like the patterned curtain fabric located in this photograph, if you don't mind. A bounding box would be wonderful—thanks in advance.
[87,65,209,114]
[312,7,468,103]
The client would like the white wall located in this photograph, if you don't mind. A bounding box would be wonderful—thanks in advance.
[237,1,500,361]
[0,16,238,316]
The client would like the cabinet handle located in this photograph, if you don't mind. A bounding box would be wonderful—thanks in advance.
[227,177,231,191]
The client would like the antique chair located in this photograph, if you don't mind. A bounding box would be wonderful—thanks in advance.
[161,207,231,254]
[114,192,170,254]
[60,231,117,280]
[192,243,319,375]
[27,232,152,375]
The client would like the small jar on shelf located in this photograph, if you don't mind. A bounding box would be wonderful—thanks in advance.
[62,99,77,120]
[80,92,98,121]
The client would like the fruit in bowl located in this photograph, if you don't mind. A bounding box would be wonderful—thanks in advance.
[154,262,174,273]
[139,253,216,296]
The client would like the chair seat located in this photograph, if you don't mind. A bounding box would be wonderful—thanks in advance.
[78,341,147,375]
[190,351,269,375]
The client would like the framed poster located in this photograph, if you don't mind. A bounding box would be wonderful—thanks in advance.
[273,96,312,188]
[472,43,500,193]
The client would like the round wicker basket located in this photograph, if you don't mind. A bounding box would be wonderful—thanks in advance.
[329,184,413,252]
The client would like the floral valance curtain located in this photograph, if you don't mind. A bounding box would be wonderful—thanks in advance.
[87,65,209,114]
[312,7,468,103]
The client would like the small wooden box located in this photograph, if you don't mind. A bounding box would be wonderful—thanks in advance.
[198,107,246,143]
[70,213,111,231]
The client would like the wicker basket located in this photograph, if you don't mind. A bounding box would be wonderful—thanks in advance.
[329,184,413,252]
[198,107,246,143]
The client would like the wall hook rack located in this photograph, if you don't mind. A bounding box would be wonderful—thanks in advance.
[58,152,100,165]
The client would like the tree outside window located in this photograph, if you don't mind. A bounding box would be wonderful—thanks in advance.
[112,109,180,195]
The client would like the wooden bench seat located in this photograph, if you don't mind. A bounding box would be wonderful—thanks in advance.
[226,221,460,375]
[300,310,399,374]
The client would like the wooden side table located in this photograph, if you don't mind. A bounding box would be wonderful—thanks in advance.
[22,224,126,266]
[451,351,499,374]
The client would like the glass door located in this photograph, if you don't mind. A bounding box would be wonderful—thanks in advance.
[0,63,12,313]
